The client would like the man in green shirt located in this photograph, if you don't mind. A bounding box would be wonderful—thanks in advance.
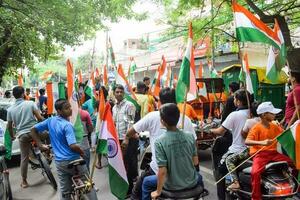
[141,103,204,200]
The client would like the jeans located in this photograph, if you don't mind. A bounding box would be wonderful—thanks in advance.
[55,160,98,200]
[82,149,90,172]
[142,173,203,200]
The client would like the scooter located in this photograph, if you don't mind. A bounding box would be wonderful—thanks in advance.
[211,133,299,200]
[226,160,299,199]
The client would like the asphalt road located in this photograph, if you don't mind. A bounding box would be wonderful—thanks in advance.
[7,150,217,200]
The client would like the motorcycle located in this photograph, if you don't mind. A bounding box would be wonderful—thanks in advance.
[194,118,220,150]
[139,143,207,199]
[211,132,299,200]
[226,160,299,200]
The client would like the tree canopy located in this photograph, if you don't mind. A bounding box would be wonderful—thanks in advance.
[160,0,300,67]
[0,0,143,84]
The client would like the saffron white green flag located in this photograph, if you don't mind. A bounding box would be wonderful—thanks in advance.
[98,103,129,199]
[232,0,281,49]
[277,120,300,181]
[176,22,197,103]
[208,60,219,78]
[239,53,254,94]
[266,19,286,84]
[66,59,84,143]
[116,64,140,110]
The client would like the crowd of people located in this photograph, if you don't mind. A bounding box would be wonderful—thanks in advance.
[3,66,300,200]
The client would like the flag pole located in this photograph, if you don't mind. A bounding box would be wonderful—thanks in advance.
[90,120,103,180]
[181,89,188,130]
[237,42,251,116]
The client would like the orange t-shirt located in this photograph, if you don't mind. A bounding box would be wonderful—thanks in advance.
[177,103,198,120]
[247,122,283,155]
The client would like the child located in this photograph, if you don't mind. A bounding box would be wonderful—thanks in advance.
[142,103,204,200]
[226,101,260,190]
[245,102,293,200]
[30,99,98,200]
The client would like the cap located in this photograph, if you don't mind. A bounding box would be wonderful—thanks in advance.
[256,102,282,115]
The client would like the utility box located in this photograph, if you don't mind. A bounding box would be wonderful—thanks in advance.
[221,65,287,110]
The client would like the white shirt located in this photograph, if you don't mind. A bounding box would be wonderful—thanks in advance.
[222,109,249,153]
[133,111,196,174]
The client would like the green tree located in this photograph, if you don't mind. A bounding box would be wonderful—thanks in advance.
[0,0,144,84]
[160,0,300,67]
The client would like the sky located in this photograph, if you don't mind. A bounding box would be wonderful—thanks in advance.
[64,0,167,59]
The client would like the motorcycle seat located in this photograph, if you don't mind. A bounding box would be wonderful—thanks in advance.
[265,161,288,171]
[242,161,289,175]
[160,185,204,199]
[0,145,6,156]
[67,158,86,169]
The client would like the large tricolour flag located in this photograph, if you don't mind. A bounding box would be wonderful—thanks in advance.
[277,120,300,181]
[266,19,286,83]
[66,59,84,143]
[98,103,129,199]
[176,22,197,103]
[232,0,280,49]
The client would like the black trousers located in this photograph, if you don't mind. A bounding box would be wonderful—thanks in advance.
[131,166,155,200]
[122,138,139,195]
[212,131,232,200]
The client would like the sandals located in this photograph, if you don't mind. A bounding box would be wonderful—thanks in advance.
[20,182,29,188]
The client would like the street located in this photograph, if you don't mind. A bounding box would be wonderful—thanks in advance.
[7,150,217,200]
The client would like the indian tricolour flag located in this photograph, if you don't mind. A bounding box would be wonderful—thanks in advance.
[208,60,219,78]
[98,103,129,199]
[66,59,84,143]
[85,72,94,100]
[151,64,161,97]
[175,22,197,103]
[232,0,280,49]
[1,119,12,160]
[116,64,140,110]
[239,53,254,94]
[266,19,286,83]
[277,120,300,181]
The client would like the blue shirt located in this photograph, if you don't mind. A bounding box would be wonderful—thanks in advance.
[34,116,80,161]
[39,95,47,110]
[82,99,94,116]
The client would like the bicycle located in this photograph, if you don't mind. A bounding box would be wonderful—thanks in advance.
[29,140,57,190]
[63,158,96,200]
[0,144,12,200]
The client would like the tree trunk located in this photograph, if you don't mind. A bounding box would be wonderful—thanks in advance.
[0,28,13,85]
[287,48,300,72]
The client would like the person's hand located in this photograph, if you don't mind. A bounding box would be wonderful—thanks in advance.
[10,135,16,141]
[261,139,273,146]
[39,144,50,152]
[151,190,161,200]
[121,138,129,151]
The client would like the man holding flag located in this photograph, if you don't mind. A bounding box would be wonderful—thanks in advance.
[112,84,137,197]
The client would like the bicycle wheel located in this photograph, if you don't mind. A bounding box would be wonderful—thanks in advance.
[37,154,58,190]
